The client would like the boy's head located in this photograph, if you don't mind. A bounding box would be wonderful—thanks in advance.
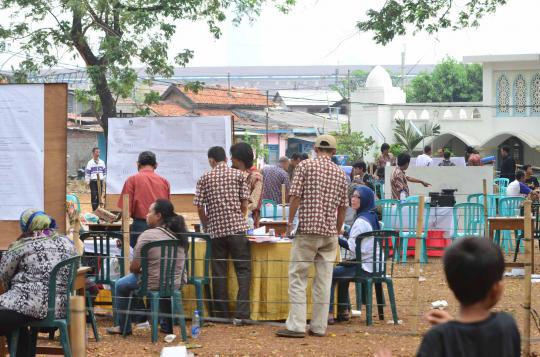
[444,238,505,307]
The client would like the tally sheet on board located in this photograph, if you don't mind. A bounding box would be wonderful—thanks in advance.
[0,84,45,220]
[107,116,232,194]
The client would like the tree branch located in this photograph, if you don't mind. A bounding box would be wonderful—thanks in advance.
[81,0,122,37]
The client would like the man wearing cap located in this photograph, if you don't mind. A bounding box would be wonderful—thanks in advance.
[276,135,348,338]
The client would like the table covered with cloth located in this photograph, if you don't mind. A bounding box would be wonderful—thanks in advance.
[182,239,322,321]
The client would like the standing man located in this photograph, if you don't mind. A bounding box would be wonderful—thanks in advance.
[118,151,170,248]
[194,146,251,323]
[276,135,348,338]
[415,145,433,167]
[85,147,107,211]
[391,153,431,200]
[376,143,396,180]
[500,146,517,182]
[288,153,303,181]
[262,156,290,204]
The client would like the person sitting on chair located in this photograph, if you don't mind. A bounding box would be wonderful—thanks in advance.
[0,209,76,357]
[328,186,381,324]
[106,199,187,335]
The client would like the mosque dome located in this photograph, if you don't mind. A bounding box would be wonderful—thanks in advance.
[365,65,393,88]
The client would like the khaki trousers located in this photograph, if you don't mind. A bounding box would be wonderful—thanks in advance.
[285,234,337,334]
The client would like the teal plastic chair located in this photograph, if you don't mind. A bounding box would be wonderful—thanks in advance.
[10,256,80,357]
[182,232,212,324]
[494,178,510,197]
[66,194,81,213]
[497,197,525,253]
[398,201,430,263]
[468,194,497,217]
[373,180,385,199]
[376,199,399,230]
[80,231,125,330]
[354,230,400,326]
[122,240,187,343]
[451,203,484,240]
[261,199,278,219]
[405,195,419,203]
[514,203,540,262]
[466,193,483,204]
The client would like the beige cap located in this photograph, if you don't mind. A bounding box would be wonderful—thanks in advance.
[314,134,337,149]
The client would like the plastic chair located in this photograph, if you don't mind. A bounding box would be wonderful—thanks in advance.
[494,178,510,196]
[353,230,400,326]
[373,180,385,199]
[376,199,399,230]
[466,193,483,204]
[181,232,213,324]
[468,194,497,217]
[405,195,419,203]
[10,256,80,357]
[261,199,277,219]
[397,201,430,263]
[80,231,125,330]
[122,240,187,343]
[66,194,81,214]
[451,203,485,240]
[497,197,525,253]
[514,203,540,262]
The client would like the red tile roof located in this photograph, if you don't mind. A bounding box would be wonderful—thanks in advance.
[176,85,268,107]
[150,103,189,116]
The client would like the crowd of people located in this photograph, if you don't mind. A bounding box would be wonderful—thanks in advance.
[1,134,538,356]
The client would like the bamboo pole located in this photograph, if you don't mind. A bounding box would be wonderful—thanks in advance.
[281,184,286,221]
[121,194,131,275]
[69,296,86,357]
[482,179,489,239]
[96,174,102,209]
[523,200,532,357]
[412,196,425,335]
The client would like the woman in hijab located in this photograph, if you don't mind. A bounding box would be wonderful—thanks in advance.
[328,186,381,324]
[0,209,76,357]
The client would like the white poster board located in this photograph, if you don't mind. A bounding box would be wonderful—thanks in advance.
[411,157,466,167]
[107,116,232,194]
[384,166,494,203]
[0,85,44,219]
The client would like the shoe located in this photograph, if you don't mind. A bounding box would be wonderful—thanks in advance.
[159,326,173,334]
[327,316,335,325]
[135,321,150,330]
[275,329,306,338]
[308,330,325,337]
[106,326,127,335]
[336,312,350,322]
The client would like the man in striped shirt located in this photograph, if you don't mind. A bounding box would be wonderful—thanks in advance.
[85,147,106,210]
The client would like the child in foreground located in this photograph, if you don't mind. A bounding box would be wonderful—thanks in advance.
[377,237,520,357]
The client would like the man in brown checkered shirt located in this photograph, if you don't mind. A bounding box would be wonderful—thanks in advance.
[194,146,251,321]
[276,135,349,338]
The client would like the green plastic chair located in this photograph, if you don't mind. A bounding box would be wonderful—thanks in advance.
[261,199,278,219]
[497,197,525,253]
[514,203,540,262]
[353,230,400,326]
[405,195,419,203]
[451,203,485,240]
[10,255,80,357]
[181,232,213,324]
[398,201,430,263]
[373,180,385,199]
[494,178,510,197]
[80,231,125,330]
[468,194,497,217]
[122,240,187,343]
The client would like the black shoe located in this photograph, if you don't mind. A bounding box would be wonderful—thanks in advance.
[275,329,306,338]
[308,330,325,337]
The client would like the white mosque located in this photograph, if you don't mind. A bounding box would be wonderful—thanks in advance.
[350,54,540,166]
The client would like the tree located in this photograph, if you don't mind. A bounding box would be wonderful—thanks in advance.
[357,0,507,45]
[393,119,440,153]
[331,124,375,164]
[1,0,295,134]
[331,69,368,98]
[406,57,482,102]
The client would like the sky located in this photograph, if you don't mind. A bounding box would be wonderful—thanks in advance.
[2,0,540,70]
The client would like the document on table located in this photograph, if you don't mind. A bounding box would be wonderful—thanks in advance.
[107,116,232,194]
[0,85,44,220]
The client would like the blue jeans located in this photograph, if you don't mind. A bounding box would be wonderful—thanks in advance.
[115,273,140,334]
[130,219,148,248]
[329,264,372,313]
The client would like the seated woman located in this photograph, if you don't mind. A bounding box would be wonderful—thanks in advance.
[0,209,76,357]
[328,186,381,324]
[107,199,187,335]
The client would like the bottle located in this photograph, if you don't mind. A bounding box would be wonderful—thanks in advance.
[191,310,201,339]
[247,215,254,235]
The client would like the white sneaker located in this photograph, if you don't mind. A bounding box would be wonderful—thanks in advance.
[135,321,150,330]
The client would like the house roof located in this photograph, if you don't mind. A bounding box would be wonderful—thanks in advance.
[150,103,189,116]
[235,109,345,133]
[165,84,268,108]
[274,90,343,107]
[463,53,540,63]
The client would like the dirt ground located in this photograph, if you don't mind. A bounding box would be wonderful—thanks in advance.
[61,186,540,356]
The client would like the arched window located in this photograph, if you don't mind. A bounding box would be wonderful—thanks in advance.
[496,74,510,116]
[513,74,527,115]
[531,73,540,115]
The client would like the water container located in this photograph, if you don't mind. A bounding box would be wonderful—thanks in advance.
[191,310,201,339]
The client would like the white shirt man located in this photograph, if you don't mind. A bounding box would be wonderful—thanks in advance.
[415,145,433,167]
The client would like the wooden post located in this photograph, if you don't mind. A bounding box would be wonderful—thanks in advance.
[69,296,86,357]
[96,174,102,209]
[482,179,489,239]
[523,200,532,357]
[121,194,131,275]
[412,196,425,335]
[281,184,287,221]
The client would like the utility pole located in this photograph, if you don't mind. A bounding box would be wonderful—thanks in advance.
[400,44,406,89]
[227,72,231,93]
[347,69,351,134]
